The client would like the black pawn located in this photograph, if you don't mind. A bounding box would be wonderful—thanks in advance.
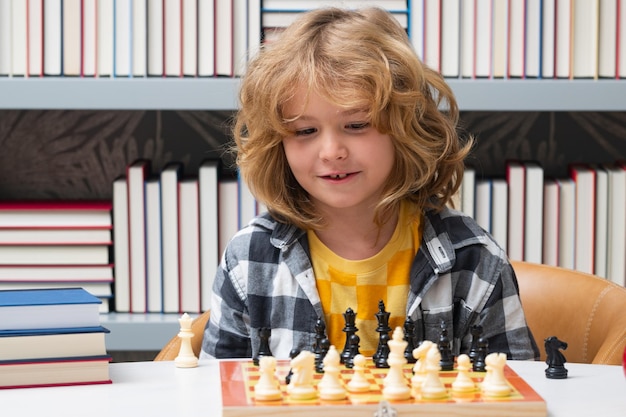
[345,333,361,368]
[285,348,300,384]
[340,308,358,365]
[403,317,417,364]
[544,336,568,379]
[254,327,272,366]
[473,336,488,372]
[438,321,454,371]
[373,300,391,366]
[316,338,330,373]
[468,324,483,363]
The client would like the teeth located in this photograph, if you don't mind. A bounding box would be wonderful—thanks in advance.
[330,174,348,179]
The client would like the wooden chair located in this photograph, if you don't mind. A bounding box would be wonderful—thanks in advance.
[512,260,626,365]
[154,310,211,361]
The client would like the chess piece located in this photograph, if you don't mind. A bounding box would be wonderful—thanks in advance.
[438,321,454,371]
[347,354,371,392]
[340,308,358,365]
[482,352,512,397]
[411,340,435,396]
[345,333,361,368]
[403,317,417,364]
[473,336,488,372]
[285,348,300,384]
[174,313,199,368]
[468,324,483,363]
[254,356,282,401]
[544,336,568,379]
[287,351,318,400]
[382,327,411,400]
[420,344,447,399]
[318,346,347,400]
[313,317,329,373]
[451,354,476,394]
[373,300,392,368]
[254,327,273,366]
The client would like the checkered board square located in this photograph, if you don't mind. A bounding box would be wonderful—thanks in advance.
[220,359,547,417]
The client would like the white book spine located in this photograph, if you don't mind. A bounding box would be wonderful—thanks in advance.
[147,0,163,76]
[27,0,43,76]
[97,0,114,76]
[182,0,198,76]
[197,0,215,76]
[132,0,147,76]
[83,0,98,76]
[11,0,27,76]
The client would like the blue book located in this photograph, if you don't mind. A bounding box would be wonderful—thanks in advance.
[0,288,102,332]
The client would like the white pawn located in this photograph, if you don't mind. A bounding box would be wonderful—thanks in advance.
[347,354,371,393]
[175,313,198,368]
[382,327,411,400]
[411,340,435,395]
[482,352,512,397]
[254,356,282,401]
[451,354,476,394]
[318,346,347,400]
[420,344,447,400]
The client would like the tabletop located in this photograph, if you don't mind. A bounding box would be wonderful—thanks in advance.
[1,359,625,417]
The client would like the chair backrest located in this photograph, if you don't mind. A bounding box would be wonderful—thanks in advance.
[154,310,211,361]
[512,261,626,365]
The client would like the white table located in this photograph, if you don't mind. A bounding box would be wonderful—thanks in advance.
[1,360,624,417]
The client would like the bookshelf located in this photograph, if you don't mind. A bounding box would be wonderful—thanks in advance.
[1,78,626,111]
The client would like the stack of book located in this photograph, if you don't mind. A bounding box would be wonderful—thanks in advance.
[0,287,111,389]
[0,201,114,312]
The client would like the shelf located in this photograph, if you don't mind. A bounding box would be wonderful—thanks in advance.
[101,313,196,351]
[0,77,240,110]
[1,77,626,111]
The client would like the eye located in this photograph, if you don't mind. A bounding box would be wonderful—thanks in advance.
[346,122,370,130]
[295,127,317,136]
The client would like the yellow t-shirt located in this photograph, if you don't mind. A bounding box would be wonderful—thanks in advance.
[308,201,421,357]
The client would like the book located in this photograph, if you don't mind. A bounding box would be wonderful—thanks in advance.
[147,0,164,76]
[218,178,239,258]
[182,0,198,76]
[238,171,258,229]
[11,0,27,76]
[145,176,163,313]
[440,0,460,78]
[82,0,98,77]
[0,264,114,281]
[593,165,608,278]
[423,0,441,72]
[541,0,556,78]
[619,0,626,78]
[570,164,596,274]
[0,288,102,331]
[0,355,111,389]
[178,178,201,313]
[557,178,576,269]
[199,160,219,312]
[0,326,109,362]
[490,179,508,250]
[460,0,474,78]
[0,228,112,244]
[164,0,182,76]
[215,0,234,76]
[126,160,151,313]
[506,161,525,261]
[410,0,424,60]
[97,0,114,76]
[474,0,492,78]
[0,282,113,299]
[491,0,508,78]
[132,0,147,76]
[555,0,572,78]
[197,0,215,76]
[598,0,617,78]
[63,0,81,76]
[114,0,131,77]
[0,245,110,265]
[542,179,560,266]
[0,0,10,76]
[233,0,248,76]
[0,200,112,228]
[508,0,525,78]
[160,162,183,313]
[572,0,599,78]
[524,162,544,263]
[524,0,542,78]
[112,176,130,312]
[605,162,626,285]
[43,0,62,75]
[27,0,43,77]
[460,166,475,218]
[474,179,492,233]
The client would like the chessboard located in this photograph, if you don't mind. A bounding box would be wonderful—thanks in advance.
[220,359,547,417]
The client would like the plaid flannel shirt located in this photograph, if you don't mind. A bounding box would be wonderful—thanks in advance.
[201,206,540,361]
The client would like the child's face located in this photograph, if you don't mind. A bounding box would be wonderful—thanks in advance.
[282,88,395,216]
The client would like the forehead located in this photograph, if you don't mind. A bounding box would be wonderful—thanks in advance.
[282,84,370,119]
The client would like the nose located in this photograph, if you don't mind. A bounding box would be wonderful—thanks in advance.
[318,131,348,161]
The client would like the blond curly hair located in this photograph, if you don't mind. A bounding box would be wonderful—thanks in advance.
[232,7,473,230]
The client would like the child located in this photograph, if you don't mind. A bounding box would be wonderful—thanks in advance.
[201,7,539,361]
